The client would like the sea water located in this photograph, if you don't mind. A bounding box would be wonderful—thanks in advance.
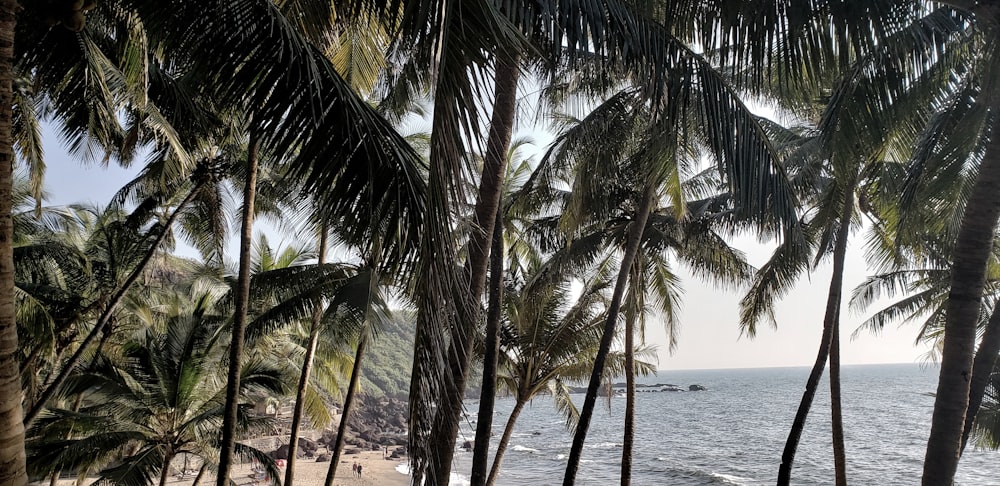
[448,364,998,485]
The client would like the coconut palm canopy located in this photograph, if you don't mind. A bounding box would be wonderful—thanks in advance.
[5,2,1000,486]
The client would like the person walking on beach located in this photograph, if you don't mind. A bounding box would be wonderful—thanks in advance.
[358,464,363,478]
[352,462,358,477]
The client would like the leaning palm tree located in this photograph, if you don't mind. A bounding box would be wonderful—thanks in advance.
[24,288,287,486]
[484,250,655,486]
[737,9,982,482]
[9,3,427,484]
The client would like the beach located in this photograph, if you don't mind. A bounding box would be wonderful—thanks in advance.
[56,449,409,486]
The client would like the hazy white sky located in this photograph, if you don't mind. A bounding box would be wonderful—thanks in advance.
[38,121,934,371]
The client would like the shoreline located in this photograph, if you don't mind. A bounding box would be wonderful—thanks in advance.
[55,450,409,486]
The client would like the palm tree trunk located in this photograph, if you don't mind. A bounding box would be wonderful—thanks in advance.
[923,120,1000,485]
[0,1,26,482]
[961,304,1000,452]
[159,452,174,486]
[564,185,656,486]
[427,52,521,486]
[284,219,330,486]
[485,398,527,486]
[216,132,260,486]
[24,182,205,426]
[621,260,641,486]
[472,209,505,486]
[191,464,207,486]
[324,334,368,486]
[830,315,847,486]
[777,187,853,485]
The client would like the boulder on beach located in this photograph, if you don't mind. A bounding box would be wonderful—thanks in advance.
[461,440,473,451]
[689,384,707,391]
[316,453,330,463]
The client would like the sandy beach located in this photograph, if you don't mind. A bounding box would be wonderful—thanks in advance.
[56,450,409,486]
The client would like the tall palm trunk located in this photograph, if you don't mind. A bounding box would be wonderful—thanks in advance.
[621,260,641,486]
[472,209,505,485]
[158,452,173,486]
[323,334,368,486]
[564,185,656,486]
[485,398,527,486]
[23,183,205,425]
[427,52,521,486]
[961,304,1000,452]
[0,1,24,483]
[923,120,1000,485]
[777,186,853,485]
[216,133,260,486]
[284,220,330,486]
[830,317,846,485]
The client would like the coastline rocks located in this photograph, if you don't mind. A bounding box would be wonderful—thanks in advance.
[316,453,330,463]
[689,384,707,391]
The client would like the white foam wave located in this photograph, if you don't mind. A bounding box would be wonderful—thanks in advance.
[393,464,470,486]
[710,472,752,485]
[586,442,622,449]
[511,445,539,453]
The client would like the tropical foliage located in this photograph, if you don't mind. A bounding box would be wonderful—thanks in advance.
[3,1,1000,486]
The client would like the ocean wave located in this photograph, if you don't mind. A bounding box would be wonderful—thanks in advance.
[512,445,539,453]
[393,464,470,486]
[709,472,753,485]
[586,442,622,449]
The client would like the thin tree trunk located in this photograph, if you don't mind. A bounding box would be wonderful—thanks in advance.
[923,121,1000,485]
[472,209,505,485]
[284,220,330,486]
[191,464,207,486]
[427,52,521,486]
[0,1,26,481]
[24,182,205,426]
[159,453,173,486]
[621,260,640,486]
[563,185,656,486]
[830,314,847,486]
[216,133,260,486]
[961,304,1000,452]
[777,187,853,485]
[324,334,368,486]
[485,398,526,486]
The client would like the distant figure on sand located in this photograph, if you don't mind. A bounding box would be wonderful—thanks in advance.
[358,464,363,478]
[352,462,358,477]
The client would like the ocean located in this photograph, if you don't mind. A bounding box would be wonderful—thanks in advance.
[448,364,999,485]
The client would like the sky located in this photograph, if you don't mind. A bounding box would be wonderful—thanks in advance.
[37,121,935,372]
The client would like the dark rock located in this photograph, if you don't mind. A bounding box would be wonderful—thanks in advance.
[345,447,360,455]
[299,437,318,454]
[316,454,330,463]
[461,440,473,451]
[689,384,707,391]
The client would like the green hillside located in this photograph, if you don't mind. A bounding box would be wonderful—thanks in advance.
[359,309,416,398]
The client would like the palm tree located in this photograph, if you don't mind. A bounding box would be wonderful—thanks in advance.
[24,288,287,486]
[531,74,787,482]
[484,249,654,486]
[322,265,390,486]
[22,158,226,426]
[8,3,427,483]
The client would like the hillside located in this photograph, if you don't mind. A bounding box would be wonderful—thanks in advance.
[359,309,416,398]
